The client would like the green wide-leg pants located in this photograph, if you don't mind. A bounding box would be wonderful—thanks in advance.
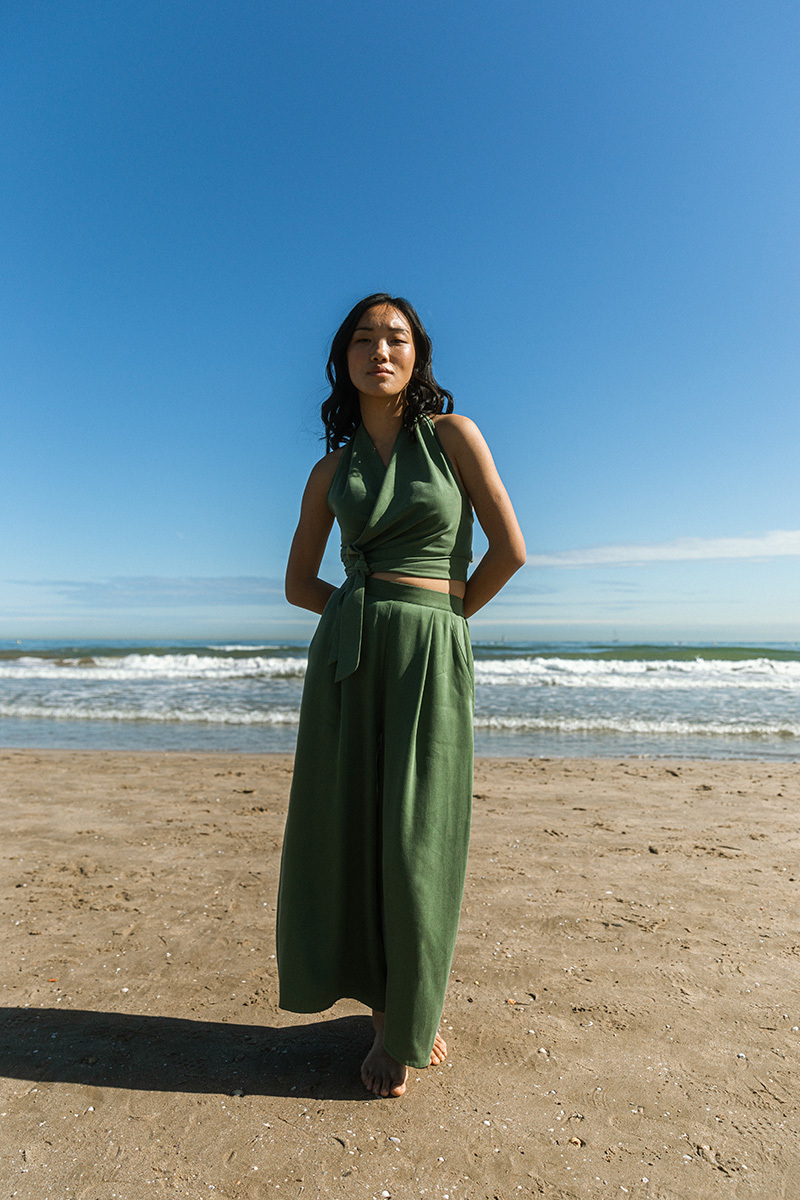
[276,577,474,1069]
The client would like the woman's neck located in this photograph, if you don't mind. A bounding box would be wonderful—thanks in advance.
[358,398,405,467]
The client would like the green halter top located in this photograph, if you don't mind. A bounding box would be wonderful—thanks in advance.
[325,416,473,681]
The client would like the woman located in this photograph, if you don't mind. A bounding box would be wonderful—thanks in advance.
[277,293,525,1098]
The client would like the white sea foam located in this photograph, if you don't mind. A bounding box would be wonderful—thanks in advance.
[0,654,307,682]
[4,653,798,691]
[473,656,800,691]
[211,644,281,652]
[0,702,301,725]
[473,714,800,738]
[1,699,797,739]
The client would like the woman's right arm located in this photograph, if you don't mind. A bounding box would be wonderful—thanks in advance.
[284,452,342,614]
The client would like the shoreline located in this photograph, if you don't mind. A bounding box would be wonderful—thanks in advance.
[1,750,798,1198]
[1,735,798,763]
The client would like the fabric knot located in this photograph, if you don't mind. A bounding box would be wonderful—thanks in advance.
[341,544,369,577]
[326,544,371,681]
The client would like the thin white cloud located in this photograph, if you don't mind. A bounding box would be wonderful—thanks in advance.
[20,577,285,608]
[527,529,800,568]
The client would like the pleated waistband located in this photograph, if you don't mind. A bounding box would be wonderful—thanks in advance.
[364,576,466,617]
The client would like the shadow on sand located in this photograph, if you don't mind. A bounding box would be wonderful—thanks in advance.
[0,1007,374,1101]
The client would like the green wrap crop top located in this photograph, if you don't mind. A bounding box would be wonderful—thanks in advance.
[324,416,473,681]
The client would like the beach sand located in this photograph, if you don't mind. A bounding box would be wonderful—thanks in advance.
[0,750,798,1199]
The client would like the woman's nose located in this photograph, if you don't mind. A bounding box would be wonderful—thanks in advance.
[371,340,389,361]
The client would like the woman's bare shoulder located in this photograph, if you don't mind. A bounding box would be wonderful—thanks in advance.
[431,413,487,451]
[307,445,345,484]
[297,445,345,513]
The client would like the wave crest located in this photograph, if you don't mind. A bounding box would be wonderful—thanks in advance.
[0,653,307,682]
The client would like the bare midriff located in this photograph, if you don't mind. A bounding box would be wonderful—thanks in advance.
[371,571,466,599]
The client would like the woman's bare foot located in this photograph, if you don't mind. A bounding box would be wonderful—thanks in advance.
[361,1015,449,1095]
[361,1012,408,1098]
[429,1030,448,1065]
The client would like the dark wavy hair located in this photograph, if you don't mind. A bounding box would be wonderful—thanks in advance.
[321,293,454,451]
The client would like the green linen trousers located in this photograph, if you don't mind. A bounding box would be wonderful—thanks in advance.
[276,576,474,1069]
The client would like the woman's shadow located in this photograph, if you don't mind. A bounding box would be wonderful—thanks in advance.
[0,1007,373,1100]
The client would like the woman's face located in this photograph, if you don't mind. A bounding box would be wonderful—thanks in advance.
[346,305,416,404]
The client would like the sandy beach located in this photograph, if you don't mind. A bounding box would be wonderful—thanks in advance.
[0,749,798,1199]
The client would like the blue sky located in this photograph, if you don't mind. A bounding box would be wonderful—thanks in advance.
[2,1,798,642]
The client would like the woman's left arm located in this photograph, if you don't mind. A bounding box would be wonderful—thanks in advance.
[435,415,527,619]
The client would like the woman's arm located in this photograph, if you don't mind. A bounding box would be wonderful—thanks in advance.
[284,452,342,614]
[434,415,527,619]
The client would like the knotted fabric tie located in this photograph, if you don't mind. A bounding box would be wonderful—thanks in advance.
[341,544,369,579]
[327,543,370,681]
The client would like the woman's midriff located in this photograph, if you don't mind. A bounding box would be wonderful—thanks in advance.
[370,571,466,599]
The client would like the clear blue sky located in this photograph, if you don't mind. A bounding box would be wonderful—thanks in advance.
[2,1,798,642]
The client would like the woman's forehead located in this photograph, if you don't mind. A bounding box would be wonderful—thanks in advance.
[354,305,412,333]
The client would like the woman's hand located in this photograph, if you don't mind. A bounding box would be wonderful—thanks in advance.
[434,415,527,619]
[284,452,341,614]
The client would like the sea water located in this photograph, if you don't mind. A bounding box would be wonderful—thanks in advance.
[1,639,798,759]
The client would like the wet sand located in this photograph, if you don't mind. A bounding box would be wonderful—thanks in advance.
[1,749,798,1199]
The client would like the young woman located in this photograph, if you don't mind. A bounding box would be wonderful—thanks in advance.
[277,293,525,1098]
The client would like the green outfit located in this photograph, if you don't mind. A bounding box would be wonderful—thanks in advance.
[276,417,474,1069]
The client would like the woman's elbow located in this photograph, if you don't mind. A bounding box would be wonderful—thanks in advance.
[508,532,527,573]
[284,569,305,608]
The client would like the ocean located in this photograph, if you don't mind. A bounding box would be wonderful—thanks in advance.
[1,639,799,760]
